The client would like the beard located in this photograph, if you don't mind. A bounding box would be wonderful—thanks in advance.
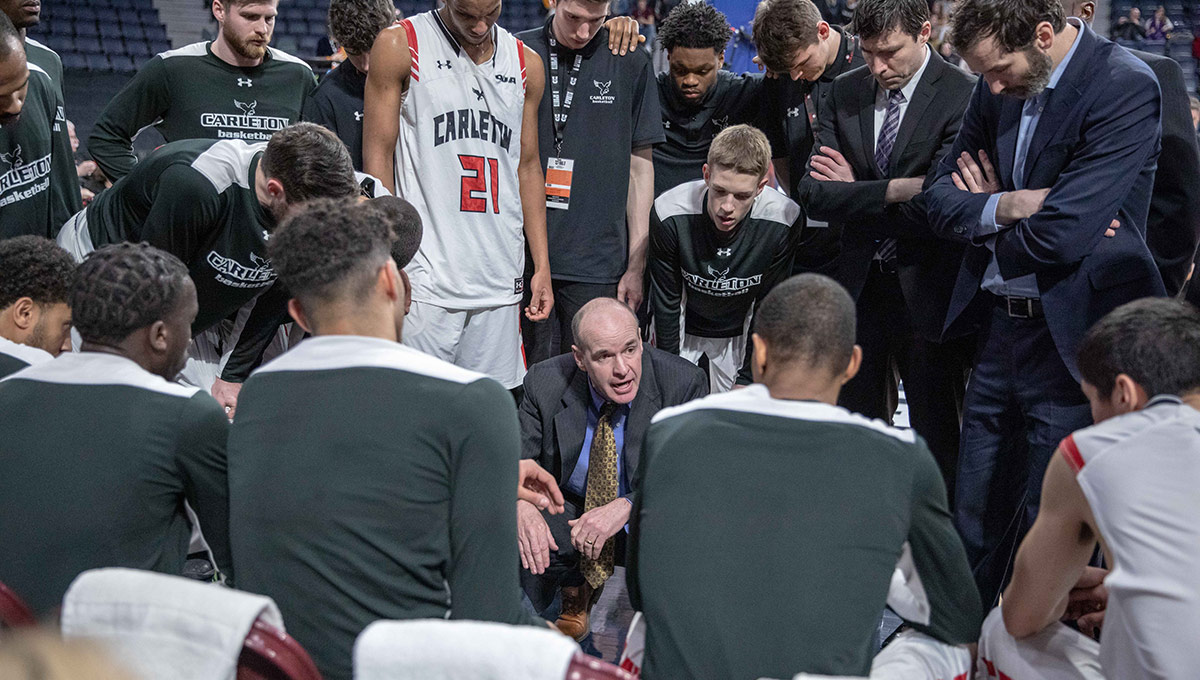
[226,28,269,61]
[1006,47,1053,100]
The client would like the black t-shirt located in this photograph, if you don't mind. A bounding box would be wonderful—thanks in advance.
[517,19,665,284]
[761,30,864,197]
[653,70,766,198]
[303,61,367,171]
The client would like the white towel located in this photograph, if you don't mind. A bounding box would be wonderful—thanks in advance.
[61,568,284,680]
[353,619,579,680]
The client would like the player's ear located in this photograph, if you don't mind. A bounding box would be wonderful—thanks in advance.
[841,345,863,385]
[400,269,412,314]
[8,297,35,331]
[702,163,711,183]
[751,332,768,379]
[1113,373,1150,414]
[287,298,313,335]
[212,0,226,22]
[147,319,170,354]
[265,178,286,202]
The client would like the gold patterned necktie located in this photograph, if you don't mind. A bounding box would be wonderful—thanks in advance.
[581,401,619,588]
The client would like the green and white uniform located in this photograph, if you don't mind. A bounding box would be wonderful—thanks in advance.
[57,138,282,388]
[0,335,52,379]
[0,62,80,239]
[628,384,982,679]
[88,42,316,181]
[25,37,63,99]
[229,335,540,680]
[0,352,231,617]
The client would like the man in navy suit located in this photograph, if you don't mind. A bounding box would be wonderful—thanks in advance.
[925,0,1165,608]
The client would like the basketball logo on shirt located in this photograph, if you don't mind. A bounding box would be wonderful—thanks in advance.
[682,265,762,297]
[591,80,615,105]
[200,100,290,140]
[206,250,276,289]
[0,144,52,208]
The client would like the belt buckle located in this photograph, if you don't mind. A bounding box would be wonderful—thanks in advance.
[1006,297,1033,319]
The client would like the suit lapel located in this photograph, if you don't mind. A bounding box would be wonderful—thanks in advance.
[623,349,662,479]
[553,369,591,488]
[888,51,943,175]
[1023,24,1094,186]
[856,74,880,178]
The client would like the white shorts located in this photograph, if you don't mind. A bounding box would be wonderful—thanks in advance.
[57,209,94,263]
[178,302,295,392]
[976,606,1104,680]
[680,332,746,394]
[402,300,525,389]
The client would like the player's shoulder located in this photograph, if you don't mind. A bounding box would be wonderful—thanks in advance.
[254,335,492,388]
[749,185,801,226]
[1065,397,1197,470]
[265,45,315,73]
[6,352,203,401]
[157,41,209,60]
[653,179,706,220]
[24,37,61,62]
[183,139,265,194]
[652,384,918,448]
[24,61,54,94]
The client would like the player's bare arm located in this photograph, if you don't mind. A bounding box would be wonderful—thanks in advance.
[520,46,554,322]
[620,146,654,311]
[1001,451,1101,638]
[363,24,412,195]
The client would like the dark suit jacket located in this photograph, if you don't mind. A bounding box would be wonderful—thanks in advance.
[926,22,1166,379]
[798,50,975,341]
[518,347,708,505]
[1131,50,1200,297]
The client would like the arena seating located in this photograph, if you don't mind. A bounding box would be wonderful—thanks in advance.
[1110,1,1199,91]
[26,0,168,73]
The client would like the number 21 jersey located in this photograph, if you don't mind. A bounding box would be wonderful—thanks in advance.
[395,11,528,309]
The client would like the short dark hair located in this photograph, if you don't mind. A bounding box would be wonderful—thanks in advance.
[328,0,395,55]
[949,0,1065,54]
[852,0,929,41]
[369,196,423,269]
[0,11,22,57]
[1078,298,1200,399]
[753,274,855,374]
[752,0,824,74]
[659,2,731,54]
[0,236,78,310]
[260,123,359,205]
[70,243,191,345]
[269,197,394,308]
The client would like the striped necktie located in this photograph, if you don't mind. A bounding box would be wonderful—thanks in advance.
[875,89,906,176]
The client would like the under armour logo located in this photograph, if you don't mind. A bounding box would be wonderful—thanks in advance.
[437,60,452,69]
[787,107,801,117]
[472,87,484,101]
[234,100,257,116]
[237,77,253,87]
[494,73,516,84]
[593,80,611,95]
[354,111,363,121]
[0,145,22,170]
[716,248,732,257]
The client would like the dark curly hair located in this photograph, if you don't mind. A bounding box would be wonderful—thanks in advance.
[369,196,423,269]
[950,0,1065,53]
[70,243,191,345]
[261,123,359,207]
[659,2,731,54]
[0,236,78,310]
[1079,298,1200,398]
[328,0,396,56]
[269,197,395,306]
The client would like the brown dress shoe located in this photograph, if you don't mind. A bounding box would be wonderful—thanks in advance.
[554,583,595,642]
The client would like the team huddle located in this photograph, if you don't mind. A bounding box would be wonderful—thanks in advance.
[1,0,1199,677]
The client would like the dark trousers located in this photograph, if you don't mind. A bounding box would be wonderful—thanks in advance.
[955,303,1092,608]
[837,263,974,502]
[519,496,626,614]
[521,279,618,365]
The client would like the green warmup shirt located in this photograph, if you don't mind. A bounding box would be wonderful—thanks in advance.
[83,137,277,339]
[627,384,983,680]
[88,42,316,181]
[0,352,231,616]
[25,37,64,99]
[229,335,542,680]
[1,61,80,239]
[0,335,52,378]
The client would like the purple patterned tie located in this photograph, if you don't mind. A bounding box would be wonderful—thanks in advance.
[875,89,906,177]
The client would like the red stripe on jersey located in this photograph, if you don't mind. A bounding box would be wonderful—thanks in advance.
[1061,434,1085,473]
[516,38,527,91]
[402,19,420,81]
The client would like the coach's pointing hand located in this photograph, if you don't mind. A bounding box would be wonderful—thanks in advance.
[211,378,242,421]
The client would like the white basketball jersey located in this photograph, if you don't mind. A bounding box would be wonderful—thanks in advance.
[395,11,528,309]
